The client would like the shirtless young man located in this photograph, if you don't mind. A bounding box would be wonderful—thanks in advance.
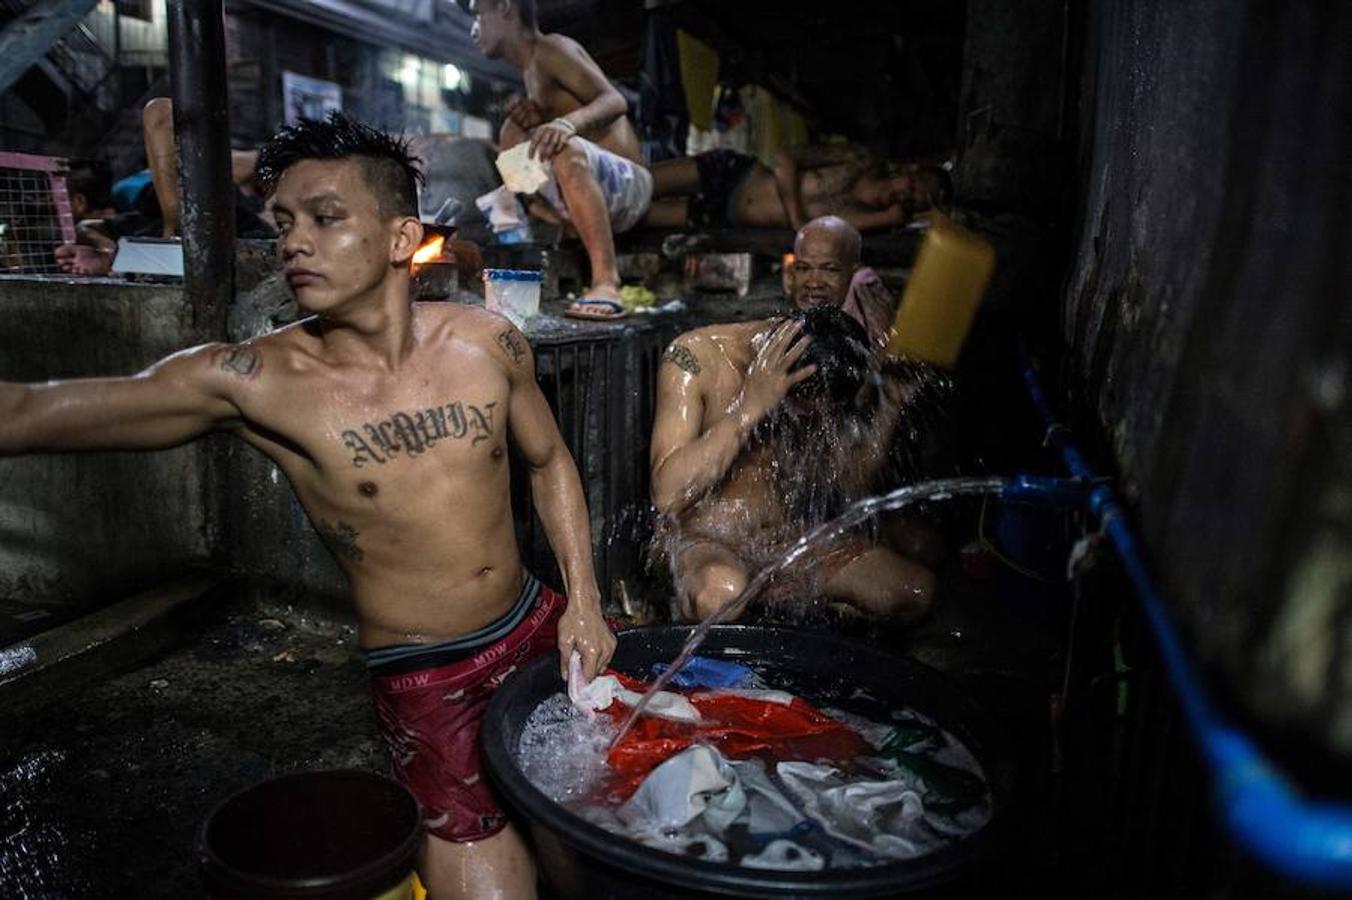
[643,146,951,234]
[649,216,937,623]
[3,114,614,900]
[470,0,652,320]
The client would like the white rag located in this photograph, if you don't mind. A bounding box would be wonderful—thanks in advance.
[568,674,701,723]
[618,744,730,830]
[494,142,552,194]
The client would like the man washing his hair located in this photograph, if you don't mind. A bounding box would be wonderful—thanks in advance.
[650,216,943,624]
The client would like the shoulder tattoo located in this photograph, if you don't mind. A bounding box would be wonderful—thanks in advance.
[218,346,261,379]
[663,343,701,375]
[495,328,528,366]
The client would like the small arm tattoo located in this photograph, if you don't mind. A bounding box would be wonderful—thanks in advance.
[495,328,528,366]
[663,344,701,375]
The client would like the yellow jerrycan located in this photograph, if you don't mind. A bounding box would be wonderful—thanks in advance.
[885,212,996,367]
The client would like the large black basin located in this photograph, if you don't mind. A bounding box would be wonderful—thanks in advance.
[481,625,1014,899]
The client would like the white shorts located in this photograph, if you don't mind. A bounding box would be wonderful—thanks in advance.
[540,137,653,233]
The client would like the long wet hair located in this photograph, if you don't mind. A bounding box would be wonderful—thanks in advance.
[255,112,423,219]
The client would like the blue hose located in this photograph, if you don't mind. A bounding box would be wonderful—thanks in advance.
[1013,343,1352,890]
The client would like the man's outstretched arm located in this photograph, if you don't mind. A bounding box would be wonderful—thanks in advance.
[649,323,816,515]
[496,321,615,680]
[0,344,246,456]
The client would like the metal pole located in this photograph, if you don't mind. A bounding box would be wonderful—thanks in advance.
[112,3,122,111]
[166,0,234,340]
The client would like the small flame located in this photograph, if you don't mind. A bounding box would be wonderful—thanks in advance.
[412,235,446,266]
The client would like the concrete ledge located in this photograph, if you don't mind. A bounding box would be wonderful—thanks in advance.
[0,574,223,717]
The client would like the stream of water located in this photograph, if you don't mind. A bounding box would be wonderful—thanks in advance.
[610,475,1009,748]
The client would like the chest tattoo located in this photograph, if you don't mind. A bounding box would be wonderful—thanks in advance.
[340,400,498,467]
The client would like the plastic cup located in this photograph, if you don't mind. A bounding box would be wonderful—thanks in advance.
[483,268,542,328]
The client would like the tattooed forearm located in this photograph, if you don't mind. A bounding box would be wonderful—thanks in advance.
[341,400,498,467]
[316,520,363,562]
[217,347,260,378]
[495,328,528,366]
[663,344,701,375]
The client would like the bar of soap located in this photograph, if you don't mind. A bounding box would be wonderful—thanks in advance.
[495,143,551,194]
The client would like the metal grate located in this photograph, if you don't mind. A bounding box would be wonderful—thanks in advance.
[0,152,76,276]
[514,321,684,614]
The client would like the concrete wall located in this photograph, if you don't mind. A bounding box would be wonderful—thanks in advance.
[0,269,358,620]
[0,277,214,614]
[1063,1,1352,765]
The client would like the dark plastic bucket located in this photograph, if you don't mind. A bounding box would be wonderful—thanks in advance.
[482,625,1013,899]
[198,768,422,900]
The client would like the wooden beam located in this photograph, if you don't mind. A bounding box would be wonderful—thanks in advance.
[0,0,99,95]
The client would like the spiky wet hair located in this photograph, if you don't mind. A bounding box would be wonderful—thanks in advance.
[255,112,423,219]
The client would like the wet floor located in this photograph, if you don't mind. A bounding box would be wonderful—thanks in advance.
[0,589,383,899]
[0,534,1067,899]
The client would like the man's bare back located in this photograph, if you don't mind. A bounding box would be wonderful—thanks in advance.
[226,303,530,647]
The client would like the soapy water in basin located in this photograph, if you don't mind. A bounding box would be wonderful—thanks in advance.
[515,662,992,871]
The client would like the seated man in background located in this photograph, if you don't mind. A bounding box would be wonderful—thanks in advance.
[470,0,652,319]
[643,145,951,234]
[650,216,944,623]
[14,113,614,899]
[54,97,274,276]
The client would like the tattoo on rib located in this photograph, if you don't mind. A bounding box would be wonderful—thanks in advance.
[340,400,498,467]
[663,344,701,375]
[316,520,363,562]
[218,347,260,378]
[495,329,528,365]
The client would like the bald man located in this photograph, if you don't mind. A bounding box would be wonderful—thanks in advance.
[649,216,937,623]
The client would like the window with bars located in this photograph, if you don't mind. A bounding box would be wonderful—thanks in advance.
[0,153,76,276]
